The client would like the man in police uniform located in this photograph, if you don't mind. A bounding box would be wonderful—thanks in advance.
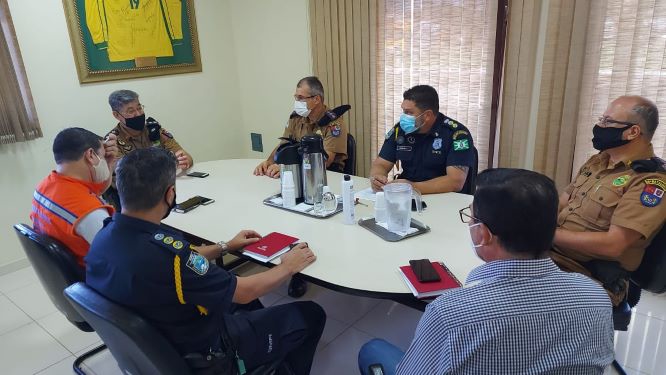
[85,148,326,374]
[253,76,349,178]
[552,95,666,306]
[370,85,476,194]
[107,89,193,169]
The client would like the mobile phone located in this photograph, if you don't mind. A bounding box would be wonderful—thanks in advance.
[200,196,215,205]
[174,196,203,213]
[409,259,441,283]
[411,199,427,211]
[187,171,209,178]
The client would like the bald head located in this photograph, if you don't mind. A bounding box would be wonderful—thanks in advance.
[607,96,659,140]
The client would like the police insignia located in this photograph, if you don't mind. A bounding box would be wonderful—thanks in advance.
[331,124,341,137]
[154,233,165,241]
[432,138,442,150]
[452,130,469,140]
[641,179,666,207]
[163,236,174,245]
[186,252,209,275]
[407,136,415,144]
[612,175,631,187]
[453,139,470,151]
[173,241,184,250]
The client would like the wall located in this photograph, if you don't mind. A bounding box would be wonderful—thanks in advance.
[228,0,312,159]
[0,0,252,270]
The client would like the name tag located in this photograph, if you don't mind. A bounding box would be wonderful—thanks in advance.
[397,146,412,152]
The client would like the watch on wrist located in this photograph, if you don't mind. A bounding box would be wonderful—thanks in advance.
[216,240,229,253]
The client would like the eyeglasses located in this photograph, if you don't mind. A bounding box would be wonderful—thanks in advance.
[120,104,145,117]
[293,95,316,101]
[459,206,480,224]
[596,116,637,128]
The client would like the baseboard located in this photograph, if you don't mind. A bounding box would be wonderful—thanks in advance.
[0,258,30,276]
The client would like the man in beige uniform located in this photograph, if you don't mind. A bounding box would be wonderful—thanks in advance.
[254,76,349,178]
[552,95,666,305]
[104,89,193,208]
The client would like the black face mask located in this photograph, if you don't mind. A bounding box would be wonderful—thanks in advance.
[163,191,177,220]
[122,113,146,131]
[592,124,633,151]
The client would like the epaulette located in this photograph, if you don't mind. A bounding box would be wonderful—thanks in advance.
[631,157,666,173]
[385,123,401,140]
[318,105,351,127]
[442,116,463,130]
[151,232,189,254]
[289,111,300,119]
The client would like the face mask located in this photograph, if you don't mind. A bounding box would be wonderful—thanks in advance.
[399,112,425,134]
[293,100,311,117]
[592,124,633,151]
[468,222,485,261]
[91,153,111,183]
[163,189,177,220]
[122,113,146,131]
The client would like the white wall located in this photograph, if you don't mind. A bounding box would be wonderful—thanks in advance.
[0,0,312,270]
[228,0,312,159]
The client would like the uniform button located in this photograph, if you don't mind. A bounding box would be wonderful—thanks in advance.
[581,192,586,196]
[568,208,573,211]
[599,196,604,201]
[596,176,600,179]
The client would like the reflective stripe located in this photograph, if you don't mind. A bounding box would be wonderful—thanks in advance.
[33,190,77,225]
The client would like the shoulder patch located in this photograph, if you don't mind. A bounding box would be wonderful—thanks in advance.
[186,252,209,275]
[330,123,341,137]
[452,138,470,151]
[641,178,665,207]
[160,128,174,139]
[152,232,189,254]
[452,130,469,140]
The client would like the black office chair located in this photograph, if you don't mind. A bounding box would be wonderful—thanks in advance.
[344,133,357,175]
[64,283,286,375]
[13,224,105,375]
[460,146,479,195]
[612,223,666,374]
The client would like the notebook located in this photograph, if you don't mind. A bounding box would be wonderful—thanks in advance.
[243,232,299,263]
[399,261,462,299]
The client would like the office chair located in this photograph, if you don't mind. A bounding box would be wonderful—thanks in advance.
[611,223,666,374]
[460,146,479,195]
[344,133,357,175]
[13,224,105,375]
[64,283,286,375]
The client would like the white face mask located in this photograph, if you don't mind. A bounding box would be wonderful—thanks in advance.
[293,100,311,117]
[468,222,485,260]
[92,152,111,183]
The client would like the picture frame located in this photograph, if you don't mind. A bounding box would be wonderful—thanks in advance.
[62,0,202,84]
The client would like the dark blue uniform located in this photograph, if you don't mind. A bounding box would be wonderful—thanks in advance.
[378,113,475,188]
[85,214,325,374]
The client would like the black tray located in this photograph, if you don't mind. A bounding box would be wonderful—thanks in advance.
[263,194,343,219]
[358,217,430,242]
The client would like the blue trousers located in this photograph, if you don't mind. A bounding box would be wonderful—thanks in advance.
[358,338,405,375]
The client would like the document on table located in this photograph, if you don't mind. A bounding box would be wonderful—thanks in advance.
[355,187,377,202]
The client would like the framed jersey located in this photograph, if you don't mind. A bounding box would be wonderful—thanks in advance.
[62,0,202,83]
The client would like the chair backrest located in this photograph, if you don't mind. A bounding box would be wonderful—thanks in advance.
[631,223,666,293]
[13,223,91,331]
[344,133,357,175]
[64,282,193,375]
[460,146,479,195]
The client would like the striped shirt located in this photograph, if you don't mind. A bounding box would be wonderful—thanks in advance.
[397,258,614,374]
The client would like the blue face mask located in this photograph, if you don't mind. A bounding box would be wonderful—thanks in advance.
[399,112,425,134]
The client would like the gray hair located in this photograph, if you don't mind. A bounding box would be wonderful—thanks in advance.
[108,90,139,112]
[631,97,659,139]
[297,76,325,101]
[116,148,177,211]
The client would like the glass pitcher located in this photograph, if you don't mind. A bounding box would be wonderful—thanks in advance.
[383,183,422,233]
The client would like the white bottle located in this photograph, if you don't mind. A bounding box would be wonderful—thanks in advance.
[374,191,387,224]
[281,171,297,208]
[321,185,337,214]
[342,175,355,224]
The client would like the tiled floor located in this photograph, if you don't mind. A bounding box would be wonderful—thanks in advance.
[0,263,664,374]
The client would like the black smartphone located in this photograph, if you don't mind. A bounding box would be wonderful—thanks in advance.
[411,199,427,211]
[174,196,203,213]
[200,196,215,205]
[187,171,209,178]
[409,259,441,283]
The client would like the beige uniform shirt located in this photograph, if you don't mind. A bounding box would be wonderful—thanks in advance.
[282,106,348,171]
[552,146,666,303]
[108,123,186,158]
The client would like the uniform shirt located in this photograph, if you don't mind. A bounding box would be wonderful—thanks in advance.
[85,0,183,62]
[108,123,187,158]
[30,172,114,266]
[85,214,236,354]
[397,259,614,374]
[554,145,666,272]
[282,106,348,171]
[378,113,475,184]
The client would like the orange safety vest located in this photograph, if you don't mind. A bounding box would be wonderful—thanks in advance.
[30,172,114,266]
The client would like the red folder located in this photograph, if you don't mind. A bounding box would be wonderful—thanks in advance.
[399,262,461,298]
[243,232,299,262]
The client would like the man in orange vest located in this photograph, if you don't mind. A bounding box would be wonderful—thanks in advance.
[30,128,118,266]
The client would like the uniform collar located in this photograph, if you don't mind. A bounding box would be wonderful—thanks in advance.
[112,213,163,234]
[465,258,559,285]
[600,144,655,169]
